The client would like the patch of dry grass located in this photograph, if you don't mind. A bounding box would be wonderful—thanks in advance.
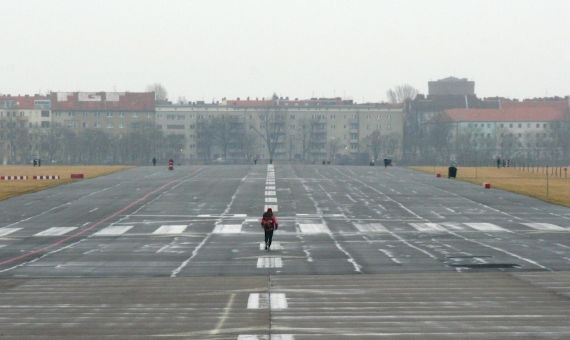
[412,166,570,208]
[0,165,131,201]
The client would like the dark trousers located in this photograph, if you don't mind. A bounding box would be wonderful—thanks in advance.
[264,230,274,246]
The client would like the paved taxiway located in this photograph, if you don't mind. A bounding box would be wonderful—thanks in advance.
[0,165,569,338]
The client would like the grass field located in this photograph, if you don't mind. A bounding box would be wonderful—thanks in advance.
[0,165,131,201]
[412,166,570,208]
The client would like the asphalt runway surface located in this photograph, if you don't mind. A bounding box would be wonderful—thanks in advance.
[0,164,569,338]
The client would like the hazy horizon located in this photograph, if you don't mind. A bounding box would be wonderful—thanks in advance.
[1,0,569,102]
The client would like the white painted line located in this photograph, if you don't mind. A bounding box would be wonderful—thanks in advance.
[354,223,387,232]
[153,225,187,235]
[299,223,330,234]
[259,242,282,250]
[247,293,260,309]
[88,207,99,213]
[33,227,77,237]
[409,223,447,233]
[0,228,22,237]
[440,222,468,231]
[213,224,242,233]
[522,223,567,231]
[232,214,247,218]
[379,248,401,264]
[257,257,283,268]
[265,186,276,190]
[264,191,276,196]
[94,225,133,236]
[197,214,212,217]
[264,205,278,212]
[265,197,278,203]
[238,335,294,340]
[270,293,288,309]
[464,223,509,232]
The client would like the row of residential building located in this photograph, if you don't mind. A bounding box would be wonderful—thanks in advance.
[1,76,569,164]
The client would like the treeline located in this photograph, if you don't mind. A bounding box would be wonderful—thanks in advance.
[0,122,185,165]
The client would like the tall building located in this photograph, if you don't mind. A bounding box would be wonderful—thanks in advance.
[428,76,475,97]
[157,97,404,163]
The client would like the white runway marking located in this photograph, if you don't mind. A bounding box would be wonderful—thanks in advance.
[247,292,287,310]
[153,225,187,235]
[88,207,99,213]
[197,214,212,217]
[213,224,242,233]
[257,256,283,268]
[522,223,567,231]
[264,204,278,212]
[94,225,133,236]
[354,223,387,232]
[299,223,330,234]
[259,242,282,250]
[409,223,447,233]
[33,227,77,237]
[379,248,401,264]
[238,335,294,340]
[270,293,288,309]
[265,197,278,203]
[464,223,510,232]
[247,293,262,309]
[265,186,276,190]
[264,191,276,196]
[0,228,22,237]
[232,214,247,218]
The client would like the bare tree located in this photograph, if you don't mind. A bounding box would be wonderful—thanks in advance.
[387,84,418,104]
[251,97,286,162]
[146,83,168,103]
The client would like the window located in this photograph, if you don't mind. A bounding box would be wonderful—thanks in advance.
[41,110,50,117]
[107,112,113,117]
[41,121,50,128]
[509,124,513,128]
[518,123,522,128]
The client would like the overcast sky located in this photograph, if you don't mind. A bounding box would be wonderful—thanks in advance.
[1,0,569,102]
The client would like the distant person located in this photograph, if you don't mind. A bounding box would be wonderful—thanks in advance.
[33,159,37,167]
[497,157,501,169]
[152,157,157,166]
[38,159,41,167]
[261,208,278,251]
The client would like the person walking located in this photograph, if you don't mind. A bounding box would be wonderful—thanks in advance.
[261,208,278,250]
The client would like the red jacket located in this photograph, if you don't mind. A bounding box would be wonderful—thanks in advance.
[261,215,278,231]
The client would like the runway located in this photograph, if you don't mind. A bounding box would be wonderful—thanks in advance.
[0,164,569,338]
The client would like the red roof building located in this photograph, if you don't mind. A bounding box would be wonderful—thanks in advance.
[50,92,155,112]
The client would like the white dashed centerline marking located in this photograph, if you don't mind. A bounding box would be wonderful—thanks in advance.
[94,225,133,236]
[265,197,278,203]
[265,186,276,190]
[247,293,288,310]
[153,225,187,235]
[264,191,276,196]
[257,256,283,268]
[213,224,242,233]
[238,335,294,340]
[264,205,278,212]
[259,242,282,250]
[33,227,78,237]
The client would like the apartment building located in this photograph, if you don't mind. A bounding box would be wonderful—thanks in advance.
[50,92,155,134]
[436,99,570,160]
[157,97,404,162]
